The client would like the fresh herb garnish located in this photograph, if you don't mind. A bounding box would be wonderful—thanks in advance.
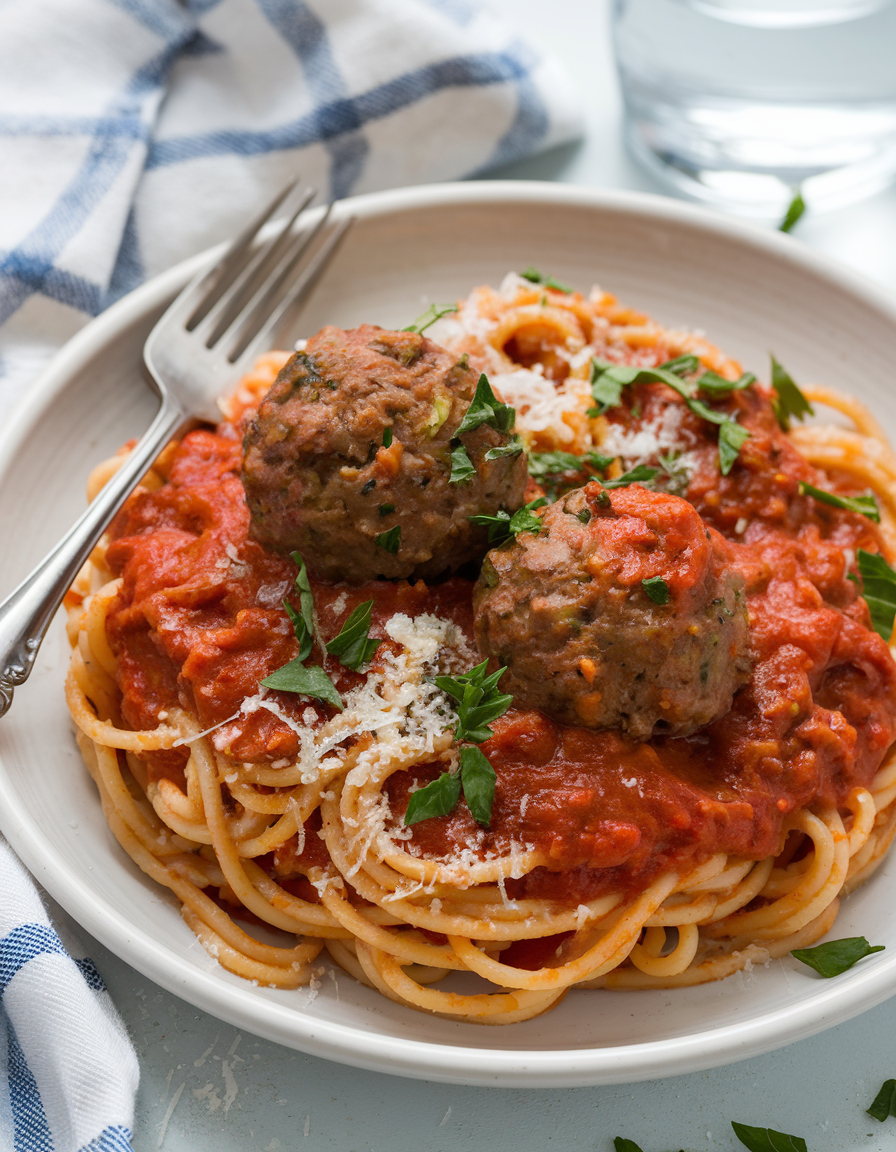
[260,661,343,711]
[695,369,757,397]
[457,373,516,436]
[868,1079,896,1122]
[642,576,670,605]
[771,356,813,429]
[587,360,751,474]
[283,551,315,663]
[449,441,477,484]
[325,600,380,671]
[613,1140,645,1152]
[484,434,525,461]
[375,525,401,554]
[798,481,880,523]
[731,1122,807,1152]
[527,449,616,481]
[382,427,393,448]
[378,503,395,516]
[857,550,896,640]
[659,353,700,377]
[402,303,458,334]
[520,266,572,293]
[469,497,547,545]
[403,771,462,825]
[791,935,884,977]
[405,660,513,828]
[603,465,660,489]
[779,189,806,233]
[433,660,514,745]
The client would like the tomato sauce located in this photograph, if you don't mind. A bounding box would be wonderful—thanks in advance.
[104,384,896,905]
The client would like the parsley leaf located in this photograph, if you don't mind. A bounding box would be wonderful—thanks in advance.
[402,303,458,334]
[659,353,700,377]
[527,449,616,481]
[719,419,751,476]
[731,1123,807,1152]
[484,434,525,461]
[603,465,659,489]
[284,551,314,663]
[469,497,546,546]
[857,549,896,640]
[696,369,757,397]
[520,266,572,293]
[378,502,395,516]
[779,189,806,233]
[449,441,477,484]
[375,525,401,554]
[382,427,393,448]
[642,576,670,604]
[433,660,514,745]
[867,1079,896,1122]
[771,356,813,429]
[791,935,884,977]
[457,374,516,436]
[260,661,343,710]
[798,481,880,523]
[325,600,380,671]
[404,771,462,825]
[458,745,497,826]
[588,359,627,414]
[613,1140,645,1152]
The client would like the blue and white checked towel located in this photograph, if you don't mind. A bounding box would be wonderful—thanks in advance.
[0,0,581,417]
[0,1,580,1147]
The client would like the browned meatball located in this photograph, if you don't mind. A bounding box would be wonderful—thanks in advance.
[241,325,528,582]
[473,481,751,740]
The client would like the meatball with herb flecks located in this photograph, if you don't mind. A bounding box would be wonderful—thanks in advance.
[241,325,528,582]
[473,480,752,740]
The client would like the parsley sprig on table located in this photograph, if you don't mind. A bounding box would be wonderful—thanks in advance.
[260,553,382,708]
[404,660,513,828]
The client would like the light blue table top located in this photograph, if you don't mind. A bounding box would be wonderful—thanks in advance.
[74,2,896,1148]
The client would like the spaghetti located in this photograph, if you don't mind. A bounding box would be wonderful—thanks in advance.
[65,275,896,1023]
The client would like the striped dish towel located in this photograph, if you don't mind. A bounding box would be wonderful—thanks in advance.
[0,0,582,416]
[0,839,139,1152]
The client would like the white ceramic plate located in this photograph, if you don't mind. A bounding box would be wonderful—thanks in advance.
[3,182,896,1088]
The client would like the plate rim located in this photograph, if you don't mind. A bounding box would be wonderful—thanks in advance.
[3,179,896,1087]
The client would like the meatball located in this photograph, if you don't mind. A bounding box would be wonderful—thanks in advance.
[241,325,528,582]
[473,481,751,740]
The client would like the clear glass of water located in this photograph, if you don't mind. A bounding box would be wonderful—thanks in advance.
[612,0,896,216]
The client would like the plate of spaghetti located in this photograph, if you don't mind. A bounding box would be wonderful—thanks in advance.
[3,182,896,1086]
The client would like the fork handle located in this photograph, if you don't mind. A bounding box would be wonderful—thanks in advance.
[0,399,187,718]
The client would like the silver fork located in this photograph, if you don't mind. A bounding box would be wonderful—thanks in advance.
[0,179,352,717]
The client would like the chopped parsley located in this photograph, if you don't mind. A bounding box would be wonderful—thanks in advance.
[791,936,885,977]
[642,576,670,605]
[405,661,513,828]
[382,426,393,448]
[325,600,380,671]
[732,1122,807,1152]
[402,303,458,334]
[484,434,525,461]
[378,503,395,516]
[261,661,343,711]
[771,356,813,429]
[798,481,880,523]
[856,550,896,640]
[457,373,516,436]
[779,189,806,233]
[449,441,477,484]
[283,551,314,663]
[469,497,547,545]
[587,359,751,475]
[520,266,572,293]
[868,1079,896,1122]
[603,465,660,489]
[375,525,401,554]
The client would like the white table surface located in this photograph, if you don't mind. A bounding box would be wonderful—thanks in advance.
[57,2,896,1149]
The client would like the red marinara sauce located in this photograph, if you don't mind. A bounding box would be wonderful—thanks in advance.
[103,378,896,905]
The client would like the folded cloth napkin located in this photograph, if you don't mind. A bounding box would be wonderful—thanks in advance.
[0,1,580,1147]
[0,0,582,416]
[0,839,139,1152]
